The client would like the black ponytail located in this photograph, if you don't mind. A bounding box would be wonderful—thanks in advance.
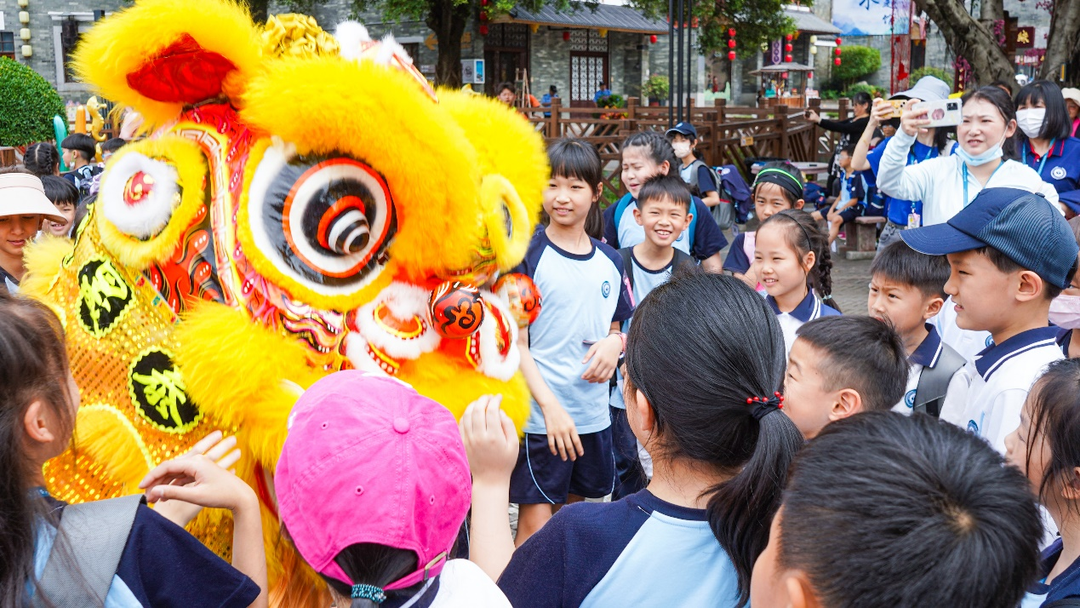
[321,543,423,608]
[622,130,679,174]
[623,267,803,605]
[760,209,841,312]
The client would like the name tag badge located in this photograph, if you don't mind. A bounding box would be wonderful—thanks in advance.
[907,212,920,229]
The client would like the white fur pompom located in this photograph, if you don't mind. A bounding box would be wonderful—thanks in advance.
[335,21,372,60]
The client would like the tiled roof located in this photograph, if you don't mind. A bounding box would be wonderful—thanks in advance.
[784,6,842,35]
[505,2,669,34]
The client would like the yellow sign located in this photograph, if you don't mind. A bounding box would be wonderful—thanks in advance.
[740,135,754,147]
[425,32,473,50]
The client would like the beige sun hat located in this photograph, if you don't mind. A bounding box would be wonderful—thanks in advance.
[0,173,68,223]
[1062,87,1080,107]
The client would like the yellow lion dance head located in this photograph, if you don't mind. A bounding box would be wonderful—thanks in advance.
[22,1,547,604]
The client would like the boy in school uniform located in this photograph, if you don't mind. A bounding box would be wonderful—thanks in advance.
[609,174,693,499]
[868,240,966,416]
[781,316,909,440]
[901,187,1080,453]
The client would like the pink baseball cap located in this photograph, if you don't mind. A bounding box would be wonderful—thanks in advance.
[275,371,471,590]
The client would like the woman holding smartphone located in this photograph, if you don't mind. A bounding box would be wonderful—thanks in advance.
[876,85,1060,226]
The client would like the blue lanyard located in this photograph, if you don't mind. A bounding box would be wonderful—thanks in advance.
[908,145,934,166]
[962,161,1005,207]
[1022,139,1056,176]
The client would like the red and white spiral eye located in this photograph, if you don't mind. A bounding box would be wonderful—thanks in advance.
[245,142,397,296]
[100,152,181,239]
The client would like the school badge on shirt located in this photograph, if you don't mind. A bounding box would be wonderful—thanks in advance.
[1052,166,1067,180]
[602,281,611,298]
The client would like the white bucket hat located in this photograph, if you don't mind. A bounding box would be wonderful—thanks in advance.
[1062,88,1080,107]
[0,173,68,223]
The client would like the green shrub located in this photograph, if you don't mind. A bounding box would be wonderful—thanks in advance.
[642,75,669,100]
[833,45,881,87]
[0,58,65,147]
[819,89,841,100]
[908,66,953,89]
[844,82,887,99]
[598,93,625,109]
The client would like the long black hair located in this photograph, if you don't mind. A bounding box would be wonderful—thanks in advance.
[322,543,424,608]
[1024,359,1080,514]
[758,209,840,310]
[546,138,604,239]
[622,268,804,604]
[24,142,60,178]
[0,294,77,606]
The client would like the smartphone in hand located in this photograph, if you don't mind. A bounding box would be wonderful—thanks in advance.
[914,99,962,128]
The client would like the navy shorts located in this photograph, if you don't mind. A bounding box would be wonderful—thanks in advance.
[509,428,615,505]
[838,205,863,224]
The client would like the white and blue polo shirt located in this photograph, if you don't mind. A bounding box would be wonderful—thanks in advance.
[601,195,727,259]
[939,326,1063,453]
[1021,137,1080,195]
[497,490,742,608]
[515,229,634,435]
[766,289,842,355]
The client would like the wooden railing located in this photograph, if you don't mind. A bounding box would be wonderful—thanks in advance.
[521,96,852,200]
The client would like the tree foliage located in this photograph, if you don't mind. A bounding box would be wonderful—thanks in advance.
[633,0,799,61]
[909,66,953,89]
[0,58,66,147]
[833,45,881,86]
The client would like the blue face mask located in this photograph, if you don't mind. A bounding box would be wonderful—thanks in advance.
[956,133,1006,166]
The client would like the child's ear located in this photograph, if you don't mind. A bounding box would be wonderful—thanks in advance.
[685,212,694,225]
[658,160,671,176]
[594,182,604,203]
[1016,270,1044,302]
[1062,467,1080,501]
[787,572,823,608]
[633,208,644,226]
[831,388,863,419]
[924,296,945,320]
[802,250,817,273]
[794,198,806,210]
[627,385,658,447]
[23,400,58,445]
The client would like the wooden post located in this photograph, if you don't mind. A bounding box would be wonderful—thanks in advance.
[0,148,16,168]
[549,97,561,139]
[776,105,790,159]
[710,99,724,167]
[838,97,850,121]
[809,97,822,162]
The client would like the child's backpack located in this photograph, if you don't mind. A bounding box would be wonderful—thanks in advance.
[612,193,698,252]
[803,182,828,212]
[715,165,752,228]
[618,246,693,292]
[34,494,143,606]
[912,343,966,418]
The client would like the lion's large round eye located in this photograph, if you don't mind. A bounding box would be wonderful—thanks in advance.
[245,144,396,296]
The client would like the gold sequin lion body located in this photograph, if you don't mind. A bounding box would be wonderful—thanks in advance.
[22,1,547,604]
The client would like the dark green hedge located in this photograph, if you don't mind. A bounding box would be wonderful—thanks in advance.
[0,57,65,146]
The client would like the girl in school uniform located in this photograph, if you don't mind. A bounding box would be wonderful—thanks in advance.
[751,209,842,355]
[723,161,806,290]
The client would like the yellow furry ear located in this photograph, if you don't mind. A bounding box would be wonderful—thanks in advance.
[73,0,263,127]
[437,90,548,271]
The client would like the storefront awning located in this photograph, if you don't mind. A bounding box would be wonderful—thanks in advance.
[784,6,842,35]
[503,2,668,34]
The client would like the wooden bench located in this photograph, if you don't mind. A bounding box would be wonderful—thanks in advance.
[842,216,887,260]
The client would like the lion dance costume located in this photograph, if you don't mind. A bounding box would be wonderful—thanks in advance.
[22,1,547,604]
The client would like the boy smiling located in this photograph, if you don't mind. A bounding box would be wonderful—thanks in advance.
[901,187,1079,452]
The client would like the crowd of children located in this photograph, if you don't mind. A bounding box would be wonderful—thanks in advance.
[5,77,1080,608]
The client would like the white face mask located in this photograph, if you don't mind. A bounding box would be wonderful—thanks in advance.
[1016,108,1047,140]
[1049,294,1080,330]
[672,141,692,159]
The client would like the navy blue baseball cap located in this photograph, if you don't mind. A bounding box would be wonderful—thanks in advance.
[666,122,698,139]
[900,187,1079,289]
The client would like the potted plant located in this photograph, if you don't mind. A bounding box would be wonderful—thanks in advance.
[642,75,669,107]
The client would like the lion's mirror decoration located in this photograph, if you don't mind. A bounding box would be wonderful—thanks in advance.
[22,1,547,603]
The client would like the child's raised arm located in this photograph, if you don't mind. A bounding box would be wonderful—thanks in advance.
[140,455,268,608]
[460,395,519,581]
[517,324,584,461]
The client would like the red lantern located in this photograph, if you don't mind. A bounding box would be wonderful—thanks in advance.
[728,39,736,49]
[728,50,736,60]
[784,43,793,52]
[785,33,793,41]
[785,54,792,62]
[480,0,488,4]
[479,10,488,21]
[835,37,842,45]
[650,34,658,44]
[781,72,789,79]
[563,31,571,41]
[835,57,842,66]
[834,47,842,56]
[808,71,814,79]
[479,24,489,36]
[728,28,736,37]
